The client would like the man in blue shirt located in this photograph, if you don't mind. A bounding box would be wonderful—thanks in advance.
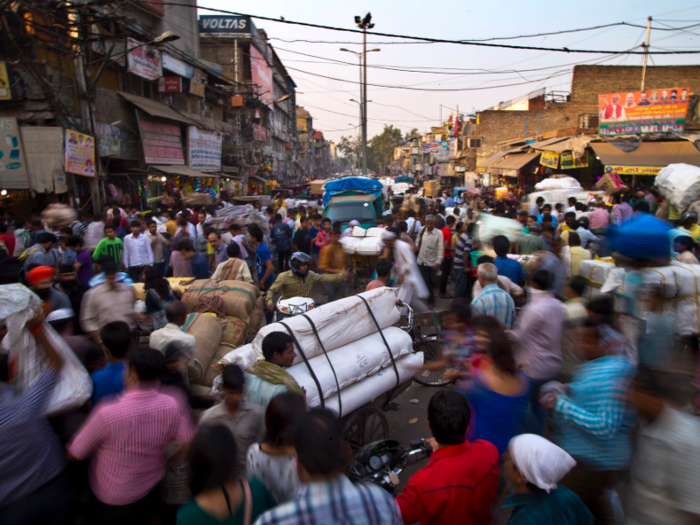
[492,235,525,286]
[247,224,275,291]
[91,320,131,406]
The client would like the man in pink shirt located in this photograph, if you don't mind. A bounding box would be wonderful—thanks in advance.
[588,203,611,233]
[67,346,195,524]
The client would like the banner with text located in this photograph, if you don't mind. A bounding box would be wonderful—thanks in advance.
[21,127,66,193]
[0,117,29,188]
[188,126,222,170]
[560,151,588,170]
[422,141,448,153]
[540,150,559,168]
[65,129,95,177]
[127,38,162,81]
[598,87,689,136]
[137,111,184,165]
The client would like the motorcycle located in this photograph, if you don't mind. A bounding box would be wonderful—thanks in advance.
[347,438,432,493]
[274,296,315,321]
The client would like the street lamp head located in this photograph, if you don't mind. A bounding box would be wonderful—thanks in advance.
[152,31,180,45]
[363,13,372,25]
[369,48,381,52]
[368,23,375,29]
[275,94,291,103]
[354,16,362,24]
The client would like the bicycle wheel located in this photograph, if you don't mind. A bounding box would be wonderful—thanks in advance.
[413,333,451,387]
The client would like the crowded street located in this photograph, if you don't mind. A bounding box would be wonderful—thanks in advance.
[3,1,700,525]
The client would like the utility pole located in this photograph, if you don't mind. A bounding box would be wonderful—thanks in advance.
[641,16,652,92]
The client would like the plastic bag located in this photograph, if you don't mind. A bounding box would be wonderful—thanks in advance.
[0,284,92,415]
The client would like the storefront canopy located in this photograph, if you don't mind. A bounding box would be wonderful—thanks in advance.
[153,165,219,178]
[118,91,191,124]
[590,141,700,170]
[490,152,541,170]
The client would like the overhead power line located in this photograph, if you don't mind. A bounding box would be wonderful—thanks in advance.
[166,3,700,55]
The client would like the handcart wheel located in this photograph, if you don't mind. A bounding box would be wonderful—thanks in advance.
[413,332,451,387]
[342,405,389,453]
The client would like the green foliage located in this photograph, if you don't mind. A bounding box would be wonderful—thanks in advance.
[368,125,403,173]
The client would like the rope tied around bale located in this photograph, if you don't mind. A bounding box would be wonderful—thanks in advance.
[191,279,228,318]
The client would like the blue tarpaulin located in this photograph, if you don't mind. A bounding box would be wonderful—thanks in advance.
[323,177,383,206]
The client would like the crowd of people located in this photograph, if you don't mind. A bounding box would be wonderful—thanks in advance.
[1,181,700,525]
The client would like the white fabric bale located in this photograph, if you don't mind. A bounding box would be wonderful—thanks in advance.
[220,343,259,370]
[580,260,617,298]
[656,163,700,214]
[339,237,361,254]
[322,352,423,414]
[527,189,578,208]
[365,227,385,238]
[670,262,700,335]
[475,213,523,243]
[356,237,383,256]
[534,177,582,191]
[252,287,401,364]
[351,226,367,237]
[287,327,413,407]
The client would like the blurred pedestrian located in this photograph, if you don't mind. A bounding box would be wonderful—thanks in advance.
[123,220,154,283]
[416,215,444,307]
[493,235,525,286]
[471,262,516,328]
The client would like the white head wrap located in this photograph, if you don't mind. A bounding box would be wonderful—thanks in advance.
[46,308,75,323]
[508,434,576,493]
[348,220,360,228]
[382,230,397,241]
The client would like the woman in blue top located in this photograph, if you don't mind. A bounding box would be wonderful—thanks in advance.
[453,323,530,454]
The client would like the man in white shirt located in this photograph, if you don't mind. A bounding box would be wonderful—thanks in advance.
[123,220,154,283]
[84,213,105,252]
[149,301,197,360]
[146,219,169,273]
[405,210,422,240]
[416,215,443,307]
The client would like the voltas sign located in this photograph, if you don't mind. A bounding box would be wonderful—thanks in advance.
[199,15,251,36]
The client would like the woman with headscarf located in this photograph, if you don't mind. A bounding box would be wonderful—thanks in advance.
[500,434,593,524]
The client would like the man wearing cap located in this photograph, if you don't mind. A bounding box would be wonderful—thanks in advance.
[681,211,700,241]
[416,215,444,307]
[27,266,72,313]
[80,260,137,342]
[499,434,593,524]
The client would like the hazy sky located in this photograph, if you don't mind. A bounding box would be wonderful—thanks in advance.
[199,0,700,143]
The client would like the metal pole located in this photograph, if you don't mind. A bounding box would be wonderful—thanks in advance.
[641,16,652,91]
[362,27,368,177]
[358,55,363,173]
[234,39,239,92]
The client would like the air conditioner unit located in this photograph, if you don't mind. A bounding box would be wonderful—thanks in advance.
[466,138,482,148]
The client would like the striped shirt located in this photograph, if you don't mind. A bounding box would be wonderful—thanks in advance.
[453,232,473,271]
[67,385,196,506]
[552,355,635,471]
[471,284,516,328]
[255,475,403,525]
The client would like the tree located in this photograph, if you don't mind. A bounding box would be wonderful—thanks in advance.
[337,135,361,169]
[368,125,404,174]
[405,128,420,141]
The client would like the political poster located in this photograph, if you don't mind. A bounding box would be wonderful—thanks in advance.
[127,38,162,81]
[598,87,690,136]
[560,151,588,170]
[540,150,559,168]
[0,117,29,188]
[65,129,96,177]
[188,126,222,170]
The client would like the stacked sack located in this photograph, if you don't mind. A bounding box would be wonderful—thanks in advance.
[579,259,617,299]
[339,226,385,256]
[181,279,263,386]
[221,287,423,416]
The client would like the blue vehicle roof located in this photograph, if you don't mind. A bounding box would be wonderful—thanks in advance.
[323,177,382,205]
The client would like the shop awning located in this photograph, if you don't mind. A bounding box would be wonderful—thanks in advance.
[153,165,219,178]
[590,141,700,173]
[118,91,191,124]
[490,152,540,170]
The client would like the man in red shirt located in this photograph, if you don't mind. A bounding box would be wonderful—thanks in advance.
[397,390,500,525]
[0,222,15,255]
[439,216,455,298]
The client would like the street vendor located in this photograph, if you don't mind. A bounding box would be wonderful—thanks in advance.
[244,332,305,411]
[265,252,348,313]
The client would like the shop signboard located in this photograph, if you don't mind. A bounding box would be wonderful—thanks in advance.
[158,77,182,93]
[540,150,559,168]
[253,123,267,142]
[127,38,162,81]
[65,129,96,177]
[448,138,458,160]
[431,126,448,135]
[199,15,252,37]
[162,53,194,79]
[136,111,184,165]
[560,151,588,170]
[251,45,273,105]
[21,127,66,193]
[0,117,29,188]
[422,141,448,153]
[0,62,12,100]
[188,126,222,171]
[598,87,690,136]
[604,165,662,176]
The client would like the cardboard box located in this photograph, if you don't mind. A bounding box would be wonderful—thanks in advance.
[596,172,627,196]
[423,180,439,197]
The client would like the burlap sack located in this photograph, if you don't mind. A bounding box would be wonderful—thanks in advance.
[219,316,248,347]
[201,342,237,387]
[134,277,196,302]
[181,280,260,323]
[182,312,222,384]
[248,296,266,334]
